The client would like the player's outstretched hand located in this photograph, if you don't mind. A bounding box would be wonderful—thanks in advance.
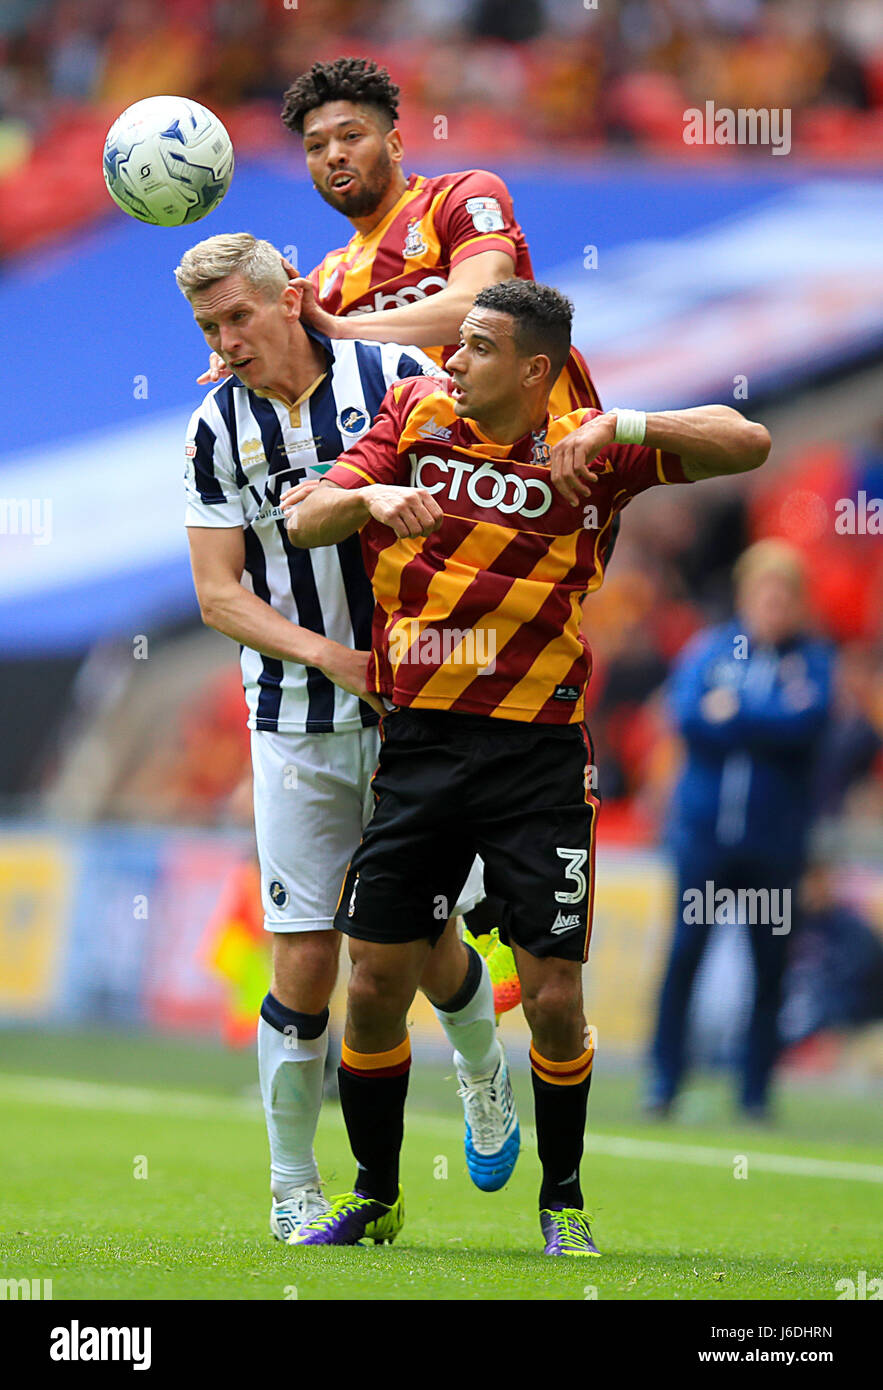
[196,351,231,385]
[365,485,444,539]
[318,644,386,717]
[549,413,617,506]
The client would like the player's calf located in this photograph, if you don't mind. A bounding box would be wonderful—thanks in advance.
[260,931,341,1239]
[334,939,428,1205]
[515,952,599,1252]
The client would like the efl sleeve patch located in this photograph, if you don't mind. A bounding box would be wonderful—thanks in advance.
[465,196,505,233]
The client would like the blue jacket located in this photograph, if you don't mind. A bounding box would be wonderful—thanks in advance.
[666,620,834,866]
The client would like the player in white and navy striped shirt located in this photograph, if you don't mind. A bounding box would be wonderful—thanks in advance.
[176,234,512,1242]
[185,328,433,733]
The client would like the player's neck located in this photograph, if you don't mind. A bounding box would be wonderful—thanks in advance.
[349,170,409,236]
[471,398,549,447]
[253,327,326,407]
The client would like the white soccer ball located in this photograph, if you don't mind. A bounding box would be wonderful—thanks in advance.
[102,95,234,226]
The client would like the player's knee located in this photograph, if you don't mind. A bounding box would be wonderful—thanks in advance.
[347,958,411,1023]
[521,973,583,1040]
[271,931,339,1012]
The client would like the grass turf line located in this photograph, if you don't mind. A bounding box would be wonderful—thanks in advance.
[1,1066,879,1301]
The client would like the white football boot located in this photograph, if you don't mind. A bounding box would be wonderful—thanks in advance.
[457,1045,521,1192]
[269,1185,330,1242]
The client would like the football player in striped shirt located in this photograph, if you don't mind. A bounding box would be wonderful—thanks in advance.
[197,55,604,1005]
[201,56,600,419]
[285,279,771,1253]
[176,233,519,1243]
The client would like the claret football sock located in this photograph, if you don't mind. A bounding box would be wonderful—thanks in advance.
[432,943,501,1078]
[530,1042,594,1211]
[338,1037,411,1206]
[258,993,329,1200]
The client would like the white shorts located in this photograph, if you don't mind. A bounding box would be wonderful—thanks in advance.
[251,727,484,932]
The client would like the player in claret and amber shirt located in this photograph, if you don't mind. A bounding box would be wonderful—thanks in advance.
[281,56,600,415]
[283,279,771,1256]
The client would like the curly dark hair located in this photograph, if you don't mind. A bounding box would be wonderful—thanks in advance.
[472,279,573,379]
[281,57,400,135]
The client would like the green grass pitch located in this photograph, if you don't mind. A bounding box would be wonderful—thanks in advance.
[1,1031,880,1301]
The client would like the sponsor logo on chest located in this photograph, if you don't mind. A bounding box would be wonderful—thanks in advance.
[409,449,553,520]
[344,272,448,316]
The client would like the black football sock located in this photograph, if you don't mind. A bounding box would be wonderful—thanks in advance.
[530,1043,594,1211]
[338,1037,411,1206]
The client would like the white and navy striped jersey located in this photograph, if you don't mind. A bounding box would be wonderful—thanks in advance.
[184,326,437,733]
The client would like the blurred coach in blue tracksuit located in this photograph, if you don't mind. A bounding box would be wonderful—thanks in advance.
[646,540,834,1119]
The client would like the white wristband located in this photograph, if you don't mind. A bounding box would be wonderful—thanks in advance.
[611,408,646,445]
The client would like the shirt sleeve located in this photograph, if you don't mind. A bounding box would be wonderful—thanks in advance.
[183,396,245,528]
[608,435,692,500]
[436,170,521,270]
[325,380,413,490]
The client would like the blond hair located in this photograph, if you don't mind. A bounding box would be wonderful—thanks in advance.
[174,232,288,300]
[733,538,807,593]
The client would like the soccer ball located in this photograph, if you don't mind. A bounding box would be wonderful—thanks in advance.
[102,95,234,226]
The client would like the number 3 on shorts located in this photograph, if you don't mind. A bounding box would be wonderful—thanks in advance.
[555,848,588,904]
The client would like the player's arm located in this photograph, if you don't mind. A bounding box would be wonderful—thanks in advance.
[286,376,444,546]
[187,525,384,713]
[285,478,443,547]
[291,249,515,348]
[550,406,771,505]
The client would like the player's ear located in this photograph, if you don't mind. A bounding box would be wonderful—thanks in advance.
[280,279,304,320]
[526,353,552,389]
[386,126,404,164]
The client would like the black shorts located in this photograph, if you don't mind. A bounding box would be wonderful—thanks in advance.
[334,708,599,961]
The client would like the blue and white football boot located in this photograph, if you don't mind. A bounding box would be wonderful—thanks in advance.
[456,1045,520,1192]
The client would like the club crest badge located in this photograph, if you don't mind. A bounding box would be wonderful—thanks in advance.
[531,429,551,466]
[337,406,370,436]
[269,879,289,908]
[403,219,427,259]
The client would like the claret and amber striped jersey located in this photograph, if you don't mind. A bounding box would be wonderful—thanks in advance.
[325,375,692,725]
[310,169,600,415]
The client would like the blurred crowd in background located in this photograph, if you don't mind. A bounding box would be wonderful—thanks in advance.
[3,0,883,181]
